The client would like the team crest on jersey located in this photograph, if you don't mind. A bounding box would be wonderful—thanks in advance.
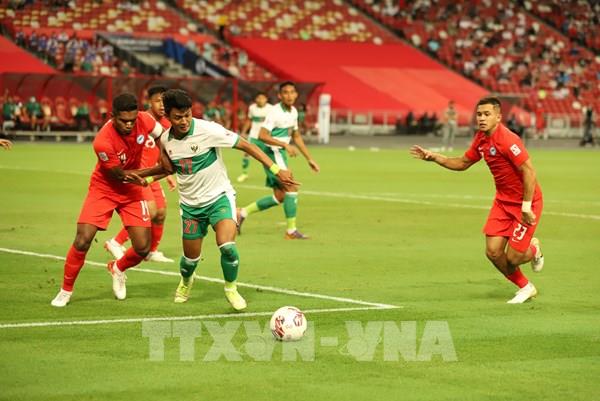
[136,134,145,144]
[489,146,497,156]
[98,152,109,161]
[190,144,198,152]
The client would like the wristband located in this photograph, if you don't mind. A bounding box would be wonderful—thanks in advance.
[269,164,281,175]
[146,176,155,184]
[521,201,532,213]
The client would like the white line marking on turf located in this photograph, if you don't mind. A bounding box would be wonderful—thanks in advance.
[0,247,399,310]
[237,184,600,221]
[1,165,598,219]
[0,306,396,330]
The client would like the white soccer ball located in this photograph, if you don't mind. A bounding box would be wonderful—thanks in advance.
[270,306,307,341]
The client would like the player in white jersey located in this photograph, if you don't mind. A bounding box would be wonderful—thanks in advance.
[156,89,297,310]
[237,81,320,240]
[237,92,272,183]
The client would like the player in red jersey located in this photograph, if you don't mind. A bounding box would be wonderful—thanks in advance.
[411,97,544,304]
[51,93,166,307]
[105,86,177,263]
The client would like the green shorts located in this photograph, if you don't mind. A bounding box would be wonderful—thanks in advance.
[252,138,289,189]
[180,193,237,240]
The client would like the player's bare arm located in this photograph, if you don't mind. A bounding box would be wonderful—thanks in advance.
[258,127,298,157]
[410,145,476,171]
[235,137,300,186]
[291,129,320,172]
[518,158,537,225]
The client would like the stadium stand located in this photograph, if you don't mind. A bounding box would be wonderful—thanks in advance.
[351,0,600,122]
[176,0,398,44]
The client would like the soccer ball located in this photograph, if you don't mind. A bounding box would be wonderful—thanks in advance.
[269,306,307,341]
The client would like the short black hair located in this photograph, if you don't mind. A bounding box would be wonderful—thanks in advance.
[112,93,138,113]
[279,81,296,92]
[162,89,192,116]
[255,91,268,99]
[476,97,502,111]
[148,85,168,98]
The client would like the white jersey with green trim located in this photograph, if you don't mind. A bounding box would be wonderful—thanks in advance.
[261,102,298,149]
[248,103,273,139]
[161,118,240,207]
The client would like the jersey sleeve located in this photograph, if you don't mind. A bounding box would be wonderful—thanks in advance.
[138,111,163,138]
[93,136,120,170]
[293,112,299,131]
[261,109,276,133]
[501,133,529,167]
[205,121,240,148]
[463,134,482,162]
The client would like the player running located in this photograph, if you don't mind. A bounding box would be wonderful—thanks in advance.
[104,86,176,263]
[411,97,544,304]
[237,81,320,239]
[236,92,273,183]
[152,89,298,309]
[51,93,166,307]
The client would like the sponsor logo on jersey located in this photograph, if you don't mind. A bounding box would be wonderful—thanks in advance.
[510,144,521,156]
[98,152,109,161]
[136,134,145,144]
[117,151,127,164]
[489,146,497,156]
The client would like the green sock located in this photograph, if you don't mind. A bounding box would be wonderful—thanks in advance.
[244,195,279,215]
[241,155,250,173]
[219,242,240,283]
[283,192,298,215]
[179,255,200,281]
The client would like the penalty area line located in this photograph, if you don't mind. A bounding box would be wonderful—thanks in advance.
[0,306,399,329]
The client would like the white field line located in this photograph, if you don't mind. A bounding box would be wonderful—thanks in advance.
[0,306,394,329]
[0,247,399,310]
[1,165,598,219]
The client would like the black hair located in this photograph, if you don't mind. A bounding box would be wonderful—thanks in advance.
[148,85,168,98]
[112,93,138,113]
[255,91,268,99]
[162,89,192,116]
[279,81,296,92]
[476,96,502,111]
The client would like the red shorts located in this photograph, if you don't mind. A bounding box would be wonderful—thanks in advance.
[78,190,151,229]
[483,198,543,253]
[142,182,167,210]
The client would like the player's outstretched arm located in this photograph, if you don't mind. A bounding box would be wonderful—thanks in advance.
[291,130,319,172]
[518,158,537,225]
[0,138,12,150]
[258,127,298,157]
[235,137,300,186]
[410,145,475,171]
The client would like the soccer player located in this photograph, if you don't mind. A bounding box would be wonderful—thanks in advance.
[237,81,320,239]
[104,86,177,263]
[51,93,166,307]
[410,97,544,304]
[155,89,297,309]
[237,92,273,183]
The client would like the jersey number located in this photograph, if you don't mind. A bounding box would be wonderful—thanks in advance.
[183,219,198,235]
[512,224,528,241]
[178,158,193,174]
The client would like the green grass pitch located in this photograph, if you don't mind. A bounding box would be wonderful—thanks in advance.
[0,142,598,401]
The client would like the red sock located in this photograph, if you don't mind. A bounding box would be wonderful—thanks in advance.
[150,223,164,252]
[62,245,87,291]
[114,227,129,245]
[505,267,529,288]
[116,247,145,271]
[529,243,537,258]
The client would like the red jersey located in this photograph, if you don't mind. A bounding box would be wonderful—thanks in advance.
[90,111,163,202]
[464,123,542,203]
[140,114,171,168]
